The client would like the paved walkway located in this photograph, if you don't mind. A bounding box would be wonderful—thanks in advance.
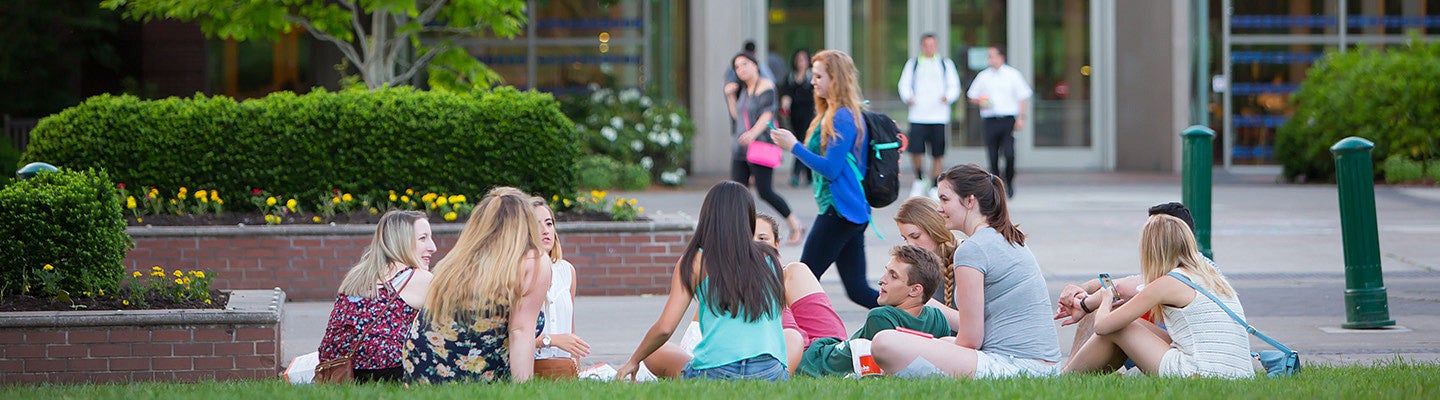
[282,169,1440,369]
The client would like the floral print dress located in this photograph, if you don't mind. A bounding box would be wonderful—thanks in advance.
[402,305,544,384]
[317,270,418,370]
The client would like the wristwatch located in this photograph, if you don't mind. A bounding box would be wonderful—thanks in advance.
[541,334,552,347]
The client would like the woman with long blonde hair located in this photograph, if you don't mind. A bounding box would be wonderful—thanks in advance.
[1059,214,1252,378]
[403,187,551,383]
[317,210,435,382]
[769,49,881,309]
[893,197,959,307]
[531,197,591,378]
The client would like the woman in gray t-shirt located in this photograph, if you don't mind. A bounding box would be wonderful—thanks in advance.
[870,164,1062,379]
[725,53,804,245]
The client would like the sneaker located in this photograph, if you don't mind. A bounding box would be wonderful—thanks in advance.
[909,179,928,199]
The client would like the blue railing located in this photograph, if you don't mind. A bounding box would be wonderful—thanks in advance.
[1232,15,1440,29]
[1232,145,1275,159]
[1231,83,1302,96]
[1233,115,1289,128]
[1231,51,1325,64]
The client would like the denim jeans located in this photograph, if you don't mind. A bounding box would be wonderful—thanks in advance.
[681,354,788,382]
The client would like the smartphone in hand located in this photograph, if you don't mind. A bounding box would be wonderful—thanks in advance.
[1098,273,1119,302]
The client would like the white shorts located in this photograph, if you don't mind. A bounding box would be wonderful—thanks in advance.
[973,350,1061,379]
[892,350,1060,379]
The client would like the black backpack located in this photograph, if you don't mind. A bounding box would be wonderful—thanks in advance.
[847,110,904,208]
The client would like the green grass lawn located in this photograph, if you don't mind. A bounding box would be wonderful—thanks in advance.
[6,362,1438,399]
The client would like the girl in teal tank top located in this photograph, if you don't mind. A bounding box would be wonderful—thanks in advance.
[616,181,789,381]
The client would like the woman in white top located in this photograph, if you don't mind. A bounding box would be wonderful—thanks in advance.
[1060,214,1253,378]
[531,197,590,376]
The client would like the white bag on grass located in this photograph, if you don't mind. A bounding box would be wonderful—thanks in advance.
[284,351,319,384]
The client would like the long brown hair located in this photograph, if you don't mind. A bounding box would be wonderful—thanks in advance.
[679,182,784,322]
[938,164,1025,246]
[806,50,864,152]
[424,187,543,323]
[894,197,956,306]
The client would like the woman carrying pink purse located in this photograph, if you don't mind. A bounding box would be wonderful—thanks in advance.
[727,52,806,246]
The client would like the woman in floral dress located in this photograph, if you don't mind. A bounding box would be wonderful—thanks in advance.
[403,187,551,383]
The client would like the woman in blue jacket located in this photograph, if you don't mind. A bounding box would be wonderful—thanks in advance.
[769,49,880,309]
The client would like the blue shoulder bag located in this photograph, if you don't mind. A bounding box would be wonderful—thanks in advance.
[1167,271,1301,377]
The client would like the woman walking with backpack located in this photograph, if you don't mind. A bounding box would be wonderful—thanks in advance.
[770,49,880,309]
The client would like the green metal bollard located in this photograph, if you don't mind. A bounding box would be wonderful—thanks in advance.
[1330,137,1395,329]
[16,162,58,180]
[1181,125,1214,259]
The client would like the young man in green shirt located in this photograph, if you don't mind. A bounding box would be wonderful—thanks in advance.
[791,245,955,377]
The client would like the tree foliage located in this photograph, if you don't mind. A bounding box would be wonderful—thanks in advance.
[100,0,526,89]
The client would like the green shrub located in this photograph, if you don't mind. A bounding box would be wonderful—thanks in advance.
[617,164,651,191]
[1428,160,1440,183]
[1277,35,1440,182]
[575,155,620,190]
[562,86,695,186]
[1382,155,1425,184]
[0,168,129,296]
[21,87,579,208]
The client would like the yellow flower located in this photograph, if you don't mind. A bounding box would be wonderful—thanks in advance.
[177,187,188,199]
[133,271,142,278]
[551,195,559,202]
[447,195,462,204]
[628,198,638,206]
[369,207,379,215]
[216,198,224,205]
[342,193,353,202]
[174,278,183,285]
[406,188,414,195]
[312,216,322,223]
[211,192,221,202]
[183,277,191,285]
[152,266,163,272]
[195,190,207,200]
[615,199,624,206]
[266,196,277,206]
[84,291,92,296]
[123,300,129,306]
[435,197,448,207]
[444,211,457,221]
[331,197,341,204]
[389,193,398,202]
[126,196,137,209]
[43,264,53,271]
[205,299,212,304]
[400,195,410,203]
[137,217,143,223]
[173,270,182,277]
[422,193,438,203]
[563,199,571,207]
[194,271,205,278]
[151,271,164,277]
[99,289,104,295]
[590,190,601,198]
[637,207,645,213]
[286,198,298,211]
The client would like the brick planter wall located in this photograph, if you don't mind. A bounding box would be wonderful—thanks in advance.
[124,221,694,301]
[0,289,284,384]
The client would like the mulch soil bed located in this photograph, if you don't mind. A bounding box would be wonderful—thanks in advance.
[0,290,229,312]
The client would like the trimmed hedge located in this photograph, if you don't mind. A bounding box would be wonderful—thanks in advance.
[0,168,129,296]
[21,87,578,206]
[1277,38,1440,182]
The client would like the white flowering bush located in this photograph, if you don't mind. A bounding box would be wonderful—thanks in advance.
[564,85,695,186]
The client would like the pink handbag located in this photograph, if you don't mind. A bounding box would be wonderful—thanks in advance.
[741,106,782,168]
[746,141,783,168]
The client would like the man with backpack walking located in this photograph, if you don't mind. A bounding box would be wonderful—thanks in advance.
[897,33,962,199]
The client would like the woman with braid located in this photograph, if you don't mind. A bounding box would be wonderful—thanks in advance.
[893,197,959,307]
[870,164,1061,379]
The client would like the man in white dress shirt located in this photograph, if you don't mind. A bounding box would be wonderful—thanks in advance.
[966,46,1031,198]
